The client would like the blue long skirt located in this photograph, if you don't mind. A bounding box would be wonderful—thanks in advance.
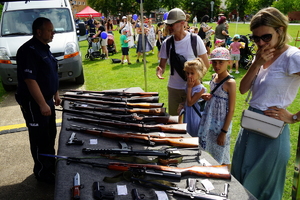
[231,107,290,200]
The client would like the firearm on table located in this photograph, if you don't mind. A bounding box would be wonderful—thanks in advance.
[63,93,159,103]
[67,125,197,147]
[61,108,179,124]
[64,160,231,180]
[70,103,166,116]
[62,96,164,108]
[93,182,115,199]
[82,147,181,158]
[67,117,186,133]
[67,89,159,97]
[131,177,230,200]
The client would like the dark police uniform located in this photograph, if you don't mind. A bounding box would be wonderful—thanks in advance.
[16,36,59,183]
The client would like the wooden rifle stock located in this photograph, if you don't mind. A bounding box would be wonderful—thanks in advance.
[67,126,197,147]
[61,108,179,124]
[62,97,164,108]
[67,89,159,97]
[63,93,159,103]
[68,117,186,133]
[70,103,166,116]
[108,162,231,180]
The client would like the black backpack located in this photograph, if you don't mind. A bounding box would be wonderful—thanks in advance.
[165,33,198,81]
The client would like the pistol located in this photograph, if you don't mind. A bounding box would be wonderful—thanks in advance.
[93,182,115,199]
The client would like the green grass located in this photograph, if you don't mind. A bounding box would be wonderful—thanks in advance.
[0,23,299,199]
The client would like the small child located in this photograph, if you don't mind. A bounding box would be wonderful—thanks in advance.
[120,28,131,65]
[178,58,207,137]
[198,47,236,169]
[215,39,224,48]
[228,34,244,74]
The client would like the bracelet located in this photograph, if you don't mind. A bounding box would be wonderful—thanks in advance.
[221,129,228,133]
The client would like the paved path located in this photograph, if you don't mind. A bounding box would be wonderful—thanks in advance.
[0,81,84,200]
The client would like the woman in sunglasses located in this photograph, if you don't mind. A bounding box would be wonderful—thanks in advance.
[231,7,300,200]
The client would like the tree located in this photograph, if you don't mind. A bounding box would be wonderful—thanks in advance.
[160,0,183,10]
[226,0,249,20]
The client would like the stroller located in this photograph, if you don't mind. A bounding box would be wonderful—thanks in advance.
[85,33,105,61]
[238,35,254,70]
[107,33,116,55]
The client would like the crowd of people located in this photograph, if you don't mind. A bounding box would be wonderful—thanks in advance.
[16,7,300,200]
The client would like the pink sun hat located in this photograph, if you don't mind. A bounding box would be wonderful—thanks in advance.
[209,47,231,60]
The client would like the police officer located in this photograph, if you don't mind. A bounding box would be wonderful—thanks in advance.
[15,17,61,184]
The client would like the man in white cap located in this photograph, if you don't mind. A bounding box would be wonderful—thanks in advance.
[156,8,210,115]
[119,16,127,34]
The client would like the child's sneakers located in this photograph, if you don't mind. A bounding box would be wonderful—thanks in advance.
[229,70,233,73]
[235,71,240,74]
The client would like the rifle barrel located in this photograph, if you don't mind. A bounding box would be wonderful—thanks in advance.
[70,103,166,116]
[67,89,159,96]
[62,97,164,108]
[63,93,159,103]
[67,117,186,133]
[109,162,231,179]
[67,126,196,147]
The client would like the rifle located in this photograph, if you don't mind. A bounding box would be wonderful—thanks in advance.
[67,117,187,133]
[70,103,166,116]
[61,108,179,124]
[62,96,164,108]
[63,93,159,103]
[82,147,181,158]
[67,125,197,147]
[64,159,231,180]
[67,89,159,97]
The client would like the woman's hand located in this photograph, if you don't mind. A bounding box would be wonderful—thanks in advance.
[264,106,293,123]
[253,44,275,67]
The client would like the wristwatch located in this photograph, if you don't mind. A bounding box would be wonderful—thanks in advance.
[293,114,298,122]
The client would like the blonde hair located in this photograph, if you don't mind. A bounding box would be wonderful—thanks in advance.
[184,58,207,80]
[250,7,292,49]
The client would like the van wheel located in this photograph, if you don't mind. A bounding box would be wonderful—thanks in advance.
[75,69,85,84]
[2,81,16,91]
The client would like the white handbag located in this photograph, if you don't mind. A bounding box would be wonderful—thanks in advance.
[241,70,285,139]
[241,109,285,139]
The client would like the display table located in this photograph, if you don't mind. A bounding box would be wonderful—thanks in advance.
[54,87,257,200]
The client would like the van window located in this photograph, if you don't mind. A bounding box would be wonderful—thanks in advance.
[1,8,74,36]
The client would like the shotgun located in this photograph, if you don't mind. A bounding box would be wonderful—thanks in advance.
[64,159,231,180]
[60,108,179,124]
[63,93,159,103]
[70,103,166,116]
[62,96,164,108]
[67,125,197,147]
[67,89,159,97]
[67,117,187,133]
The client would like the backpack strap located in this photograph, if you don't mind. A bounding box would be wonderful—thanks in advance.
[210,75,234,95]
[166,33,198,59]
[190,33,197,58]
[192,75,234,118]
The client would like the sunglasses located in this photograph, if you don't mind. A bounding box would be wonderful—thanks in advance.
[251,34,273,43]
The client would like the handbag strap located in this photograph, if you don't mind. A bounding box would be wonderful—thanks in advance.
[245,68,260,103]
[192,75,233,118]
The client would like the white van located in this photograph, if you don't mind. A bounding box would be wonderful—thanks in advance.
[0,0,85,91]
